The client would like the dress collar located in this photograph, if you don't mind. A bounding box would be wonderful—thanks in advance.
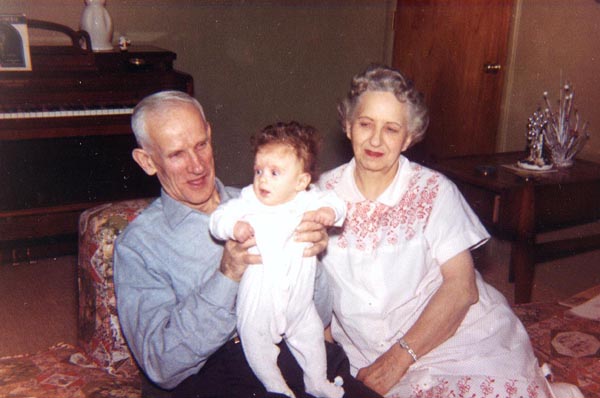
[336,156,410,207]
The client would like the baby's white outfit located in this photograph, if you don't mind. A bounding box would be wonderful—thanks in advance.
[209,185,346,398]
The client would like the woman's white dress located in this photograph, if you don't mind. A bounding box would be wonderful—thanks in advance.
[318,157,553,398]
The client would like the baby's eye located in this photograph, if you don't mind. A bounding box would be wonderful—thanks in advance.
[271,170,280,177]
[255,169,262,176]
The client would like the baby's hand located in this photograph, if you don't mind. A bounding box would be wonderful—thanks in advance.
[312,207,336,227]
[233,221,254,242]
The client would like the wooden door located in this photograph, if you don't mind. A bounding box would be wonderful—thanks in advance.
[392,0,514,162]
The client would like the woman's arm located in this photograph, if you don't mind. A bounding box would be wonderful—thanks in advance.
[356,250,479,395]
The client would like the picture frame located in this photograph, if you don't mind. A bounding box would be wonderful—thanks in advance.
[0,14,32,71]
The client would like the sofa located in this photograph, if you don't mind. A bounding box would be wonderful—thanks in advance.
[0,198,598,398]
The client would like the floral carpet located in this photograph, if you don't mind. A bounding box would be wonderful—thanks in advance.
[513,286,600,398]
[0,343,140,398]
[1,291,599,398]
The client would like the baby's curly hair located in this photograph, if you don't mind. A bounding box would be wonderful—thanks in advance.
[251,121,321,181]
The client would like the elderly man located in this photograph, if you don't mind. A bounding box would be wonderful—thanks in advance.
[114,91,380,398]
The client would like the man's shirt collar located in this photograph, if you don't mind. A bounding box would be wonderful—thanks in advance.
[161,178,233,229]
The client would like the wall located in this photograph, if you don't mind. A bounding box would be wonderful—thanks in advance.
[3,0,395,187]
[6,0,596,172]
[500,0,600,163]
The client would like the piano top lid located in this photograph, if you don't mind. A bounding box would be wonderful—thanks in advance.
[1,19,177,73]
[25,44,177,73]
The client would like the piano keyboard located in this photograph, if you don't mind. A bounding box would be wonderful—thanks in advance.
[0,107,134,120]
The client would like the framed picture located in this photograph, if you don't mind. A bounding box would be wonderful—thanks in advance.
[0,14,32,71]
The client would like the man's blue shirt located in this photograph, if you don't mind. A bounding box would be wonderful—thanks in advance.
[114,179,332,389]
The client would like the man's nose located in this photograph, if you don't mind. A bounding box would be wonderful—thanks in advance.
[188,153,205,174]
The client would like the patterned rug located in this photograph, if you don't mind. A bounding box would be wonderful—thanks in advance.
[2,288,599,398]
[513,286,600,398]
[0,343,141,398]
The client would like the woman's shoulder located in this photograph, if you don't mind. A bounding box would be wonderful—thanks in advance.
[317,161,352,191]
[403,158,454,188]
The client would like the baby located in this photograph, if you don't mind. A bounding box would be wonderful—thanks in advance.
[209,122,346,398]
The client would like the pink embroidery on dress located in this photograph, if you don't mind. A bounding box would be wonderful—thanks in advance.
[334,167,440,251]
[479,376,495,397]
[527,382,541,398]
[323,165,346,191]
[456,376,472,396]
[406,376,544,398]
[504,379,518,397]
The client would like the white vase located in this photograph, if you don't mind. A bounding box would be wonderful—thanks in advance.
[80,0,113,51]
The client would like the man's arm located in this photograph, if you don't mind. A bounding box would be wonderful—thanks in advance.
[114,240,240,389]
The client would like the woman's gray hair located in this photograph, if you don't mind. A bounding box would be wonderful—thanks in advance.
[338,64,429,146]
[131,90,207,149]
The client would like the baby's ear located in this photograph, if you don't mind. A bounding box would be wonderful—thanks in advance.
[296,172,311,192]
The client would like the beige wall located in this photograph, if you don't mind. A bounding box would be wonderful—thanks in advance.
[3,0,394,186]
[5,0,597,175]
[500,0,600,163]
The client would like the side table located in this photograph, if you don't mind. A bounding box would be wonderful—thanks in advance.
[432,152,600,303]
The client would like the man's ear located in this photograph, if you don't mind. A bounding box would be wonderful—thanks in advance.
[132,148,157,176]
[296,172,311,192]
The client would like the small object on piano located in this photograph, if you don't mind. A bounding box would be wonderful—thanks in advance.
[475,165,496,177]
[119,36,131,51]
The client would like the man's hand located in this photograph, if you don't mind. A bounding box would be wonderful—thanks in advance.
[295,210,329,257]
[219,238,260,282]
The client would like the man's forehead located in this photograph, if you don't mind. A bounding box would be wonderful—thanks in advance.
[147,107,209,150]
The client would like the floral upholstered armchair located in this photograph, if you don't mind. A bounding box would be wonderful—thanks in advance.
[78,198,153,379]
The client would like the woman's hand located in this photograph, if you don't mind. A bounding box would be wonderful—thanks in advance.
[295,210,329,257]
[219,238,261,282]
[356,343,410,396]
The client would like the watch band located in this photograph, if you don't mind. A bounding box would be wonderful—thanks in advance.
[397,337,418,362]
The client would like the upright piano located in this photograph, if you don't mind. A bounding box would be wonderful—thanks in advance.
[0,20,193,263]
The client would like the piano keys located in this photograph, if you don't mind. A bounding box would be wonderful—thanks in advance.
[0,20,193,263]
[0,106,133,120]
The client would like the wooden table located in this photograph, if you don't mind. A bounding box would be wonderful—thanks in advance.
[432,152,600,303]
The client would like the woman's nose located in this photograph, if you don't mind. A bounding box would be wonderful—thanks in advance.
[369,127,382,146]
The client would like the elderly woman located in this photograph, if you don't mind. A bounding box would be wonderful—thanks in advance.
[318,65,558,398]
